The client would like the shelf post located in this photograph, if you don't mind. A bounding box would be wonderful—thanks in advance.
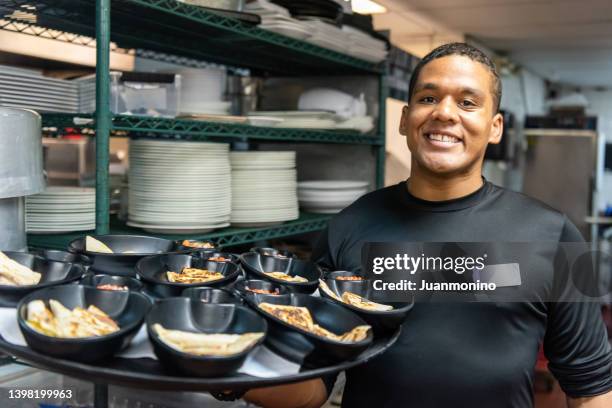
[95,0,111,234]
[376,72,387,189]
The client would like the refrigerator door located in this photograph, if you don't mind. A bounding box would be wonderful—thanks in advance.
[522,129,597,240]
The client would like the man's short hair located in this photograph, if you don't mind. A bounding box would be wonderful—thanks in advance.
[408,42,502,113]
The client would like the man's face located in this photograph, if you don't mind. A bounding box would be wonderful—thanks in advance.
[400,55,503,177]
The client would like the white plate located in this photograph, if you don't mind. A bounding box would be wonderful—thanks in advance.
[247,117,285,127]
[128,217,230,225]
[298,191,366,200]
[126,221,229,234]
[231,221,287,228]
[26,209,94,214]
[297,180,369,190]
[230,151,295,160]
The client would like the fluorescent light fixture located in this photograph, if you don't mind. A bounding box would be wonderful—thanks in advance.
[351,0,387,14]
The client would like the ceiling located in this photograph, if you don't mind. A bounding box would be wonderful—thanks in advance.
[372,0,612,87]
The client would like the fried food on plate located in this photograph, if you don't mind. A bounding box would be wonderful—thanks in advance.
[26,299,119,338]
[153,324,263,356]
[0,251,41,286]
[167,267,224,284]
[258,302,370,343]
[86,236,114,253]
[264,271,308,283]
[318,279,393,311]
[182,240,214,249]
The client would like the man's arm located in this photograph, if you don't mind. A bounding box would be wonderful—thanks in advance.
[244,378,328,408]
[568,390,612,407]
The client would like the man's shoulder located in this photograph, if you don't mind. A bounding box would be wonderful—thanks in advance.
[338,183,399,216]
[487,183,565,218]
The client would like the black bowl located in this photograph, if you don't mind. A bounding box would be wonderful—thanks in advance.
[239,252,321,294]
[175,239,217,252]
[35,249,92,269]
[80,273,144,292]
[324,271,372,298]
[249,293,373,367]
[0,252,85,307]
[249,247,296,259]
[319,276,413,335]
[233,279,290,302]
[181,287,243,305]
[136,254,241,298]
[68,235,178,276]
[146,298,267,376]
[192,251,240,263]
[17,285,150,363]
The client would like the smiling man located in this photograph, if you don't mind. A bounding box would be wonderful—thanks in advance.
[245,43,612,408]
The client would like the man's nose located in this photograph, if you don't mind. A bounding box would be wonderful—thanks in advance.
[431,97,458,123]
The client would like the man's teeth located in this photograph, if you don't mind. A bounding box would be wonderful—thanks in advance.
[427,133,460,143]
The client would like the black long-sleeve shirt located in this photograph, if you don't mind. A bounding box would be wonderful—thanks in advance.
[314,180,612,408]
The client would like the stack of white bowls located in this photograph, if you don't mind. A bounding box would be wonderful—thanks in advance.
[127,139,231,234]
[298,180,369,214]
[26,187,95,233]
[178,67,230,115]
[230,151,298,227]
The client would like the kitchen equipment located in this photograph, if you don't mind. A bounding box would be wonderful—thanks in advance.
[42,137,95,186]
[298,88,366,119]
[0,107,45,251]
[110,72,181,117]
[178,67,228,115]
[226,76,262,115]
[523,117,599,240]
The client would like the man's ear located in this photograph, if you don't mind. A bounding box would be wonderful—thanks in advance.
[399,105,410,136]
[488,112,504,145]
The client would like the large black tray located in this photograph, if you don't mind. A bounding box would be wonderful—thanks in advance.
[0,329,399,392]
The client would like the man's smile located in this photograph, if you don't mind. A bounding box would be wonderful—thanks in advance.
[423,129,463,148]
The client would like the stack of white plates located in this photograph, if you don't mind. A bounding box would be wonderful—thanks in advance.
[230,151,298,227]
[298,180,369,214]
[26,187,95,233]
[75,74,96,113]
[247,111,339,129]
[127,139,231,234]
[178,67,230,115]
[0,65,80,113]
[246,1,387,63]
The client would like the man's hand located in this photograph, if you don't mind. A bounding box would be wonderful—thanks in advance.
[244,378,328,408]
[568,390,612,407]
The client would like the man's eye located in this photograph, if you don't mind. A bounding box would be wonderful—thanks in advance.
[419,96,436,103]
[461,99,476,107]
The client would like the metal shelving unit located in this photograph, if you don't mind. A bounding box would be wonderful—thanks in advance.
[1,0,384,75]
[2,0,387,247]
[42,113,384,145]
[28,213,332,249]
